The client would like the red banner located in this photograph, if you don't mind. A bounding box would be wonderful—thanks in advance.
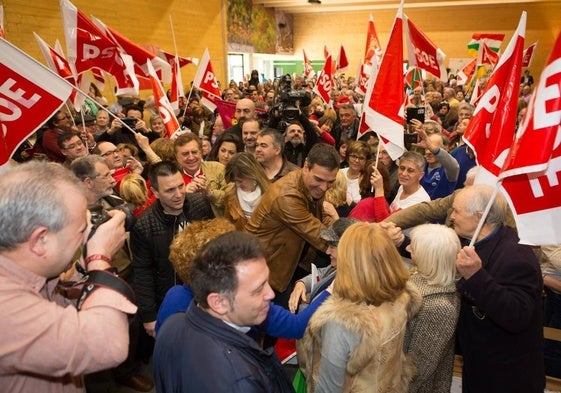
[362,4,405,160]
[404,15,447,81]
[147,61,180,138]
[313,54,334,107]
[0,39,73,166]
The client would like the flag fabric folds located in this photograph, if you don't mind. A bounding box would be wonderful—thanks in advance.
[361,1,405,161]
[498,29,561,245]
[146,61,180,138]
[92,17,171,84]
[364,14,382,66]
[463,12,526,183]
[404,15,447,81]
[303,49,315,80]
[522,41,538,68]
[336,45,349,73]
[467,33,505,57]
[313,54,334,107]
[192,49,222,112]
[60,0,139,95]
[0,38,73,166]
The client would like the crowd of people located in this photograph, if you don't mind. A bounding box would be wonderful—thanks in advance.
[0,66,554,393]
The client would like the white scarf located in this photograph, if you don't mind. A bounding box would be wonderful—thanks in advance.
[237,186,262,218]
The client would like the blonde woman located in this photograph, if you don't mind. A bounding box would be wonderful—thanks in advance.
[119,173,150,217]
[324,170,355,217]
[299,222,422,392]
[223,152,270,230]
[404,224,461,393]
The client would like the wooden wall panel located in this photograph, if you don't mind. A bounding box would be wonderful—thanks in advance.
[2,0,227,98]
[292,2,561,77]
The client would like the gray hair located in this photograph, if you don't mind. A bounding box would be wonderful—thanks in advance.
[398,151,425,172]
[0,162,84,251]
[70,155,107,181]
[464,184,506,226]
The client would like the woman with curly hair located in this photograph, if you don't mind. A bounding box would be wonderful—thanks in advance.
[155,219,331,336]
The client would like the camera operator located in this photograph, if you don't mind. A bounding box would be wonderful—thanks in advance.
[0,161,135,392]
[268,75,333,167]
[97,106,154,162]
[70,155,153,391]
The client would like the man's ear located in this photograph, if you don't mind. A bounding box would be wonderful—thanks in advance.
[206,292,230,316]
[28,226,50,257]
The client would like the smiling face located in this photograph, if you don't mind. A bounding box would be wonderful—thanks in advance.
[302,162,338,200]
[397,159,423,190]
[222,258,274,326]
[175,140,202,175]
[450,188,480,240]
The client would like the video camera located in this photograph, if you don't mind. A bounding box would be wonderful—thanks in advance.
[270,74,312,130]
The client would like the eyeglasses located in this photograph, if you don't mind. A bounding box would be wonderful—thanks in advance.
[101,149,119,157]
[348,154,366,161]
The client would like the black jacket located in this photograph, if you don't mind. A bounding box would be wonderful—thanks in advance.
[154,303,295,393]
[131,193,213,322]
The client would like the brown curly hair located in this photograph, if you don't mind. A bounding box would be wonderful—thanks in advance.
[168,218,236,284]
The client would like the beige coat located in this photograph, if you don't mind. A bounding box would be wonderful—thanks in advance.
[298,283,422,392]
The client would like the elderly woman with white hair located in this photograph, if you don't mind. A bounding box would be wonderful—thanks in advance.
[403,223,461,393]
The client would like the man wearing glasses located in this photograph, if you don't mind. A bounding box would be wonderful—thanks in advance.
[41,110,77,162]
[58,133,88,168]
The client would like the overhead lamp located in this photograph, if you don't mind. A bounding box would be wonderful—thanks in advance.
[308,0,321,4]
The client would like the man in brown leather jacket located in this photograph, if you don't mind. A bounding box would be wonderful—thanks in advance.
[246,143,339,308]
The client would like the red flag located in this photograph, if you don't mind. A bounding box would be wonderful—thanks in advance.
[456,58,477,86]
[354,60,369,95]
[336,45,349,73]
[477,41,500,68]
[0,38,74,166]
[404,66,423,89]
[192,49,221,112]
[404,15,447,81]
[497,31,561,244]
[364,14,382,65]
[463,12,526,184]
[313,54,334,107]
[303,49,315,80]
[60,0,139,95]
[213,98,237,129]
[362,2,405,160]
[170,58,185,111]
[34,33,75,84]
[522,41,538,68]
[323,45,330,60]
[92,17,171,83]
[159,50,198,69]
[146,61,180,138]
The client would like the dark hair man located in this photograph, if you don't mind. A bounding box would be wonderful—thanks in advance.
[154,231,295,393]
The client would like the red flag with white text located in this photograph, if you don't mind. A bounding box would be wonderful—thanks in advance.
[364,14,382,66]
[477,41,500,69]
[303,49,315,80]
[522,41,538,68]
[336,45,349,73]
[463,12,526,184]
[354,60,369,95]
[192,49,221,111]
[313,54,334,107]
[92,17,171,83]
[497,30,561,244]
[404,14,447,81]
[146,61,180,138]
[60,0,139,95]
[456,58,477,86]
[0,38,74,166]
[362,2,405,160]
